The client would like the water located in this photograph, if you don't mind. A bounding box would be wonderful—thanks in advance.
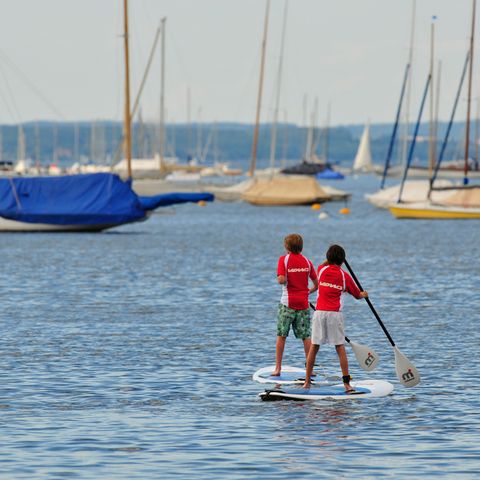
[1,175,479,479]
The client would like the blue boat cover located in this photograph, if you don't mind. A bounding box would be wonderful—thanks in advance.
[316,168,345,180]
[0,173,214,226]
[138,192,214,210]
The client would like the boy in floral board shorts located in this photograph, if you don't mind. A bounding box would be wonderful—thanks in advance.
[272,234,318,376]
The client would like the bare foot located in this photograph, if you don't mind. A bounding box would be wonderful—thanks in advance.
[270,370,281,376]
[344,385,355,393]
[302,382,311,389]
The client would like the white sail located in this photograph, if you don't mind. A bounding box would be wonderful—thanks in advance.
[353,124,373,172]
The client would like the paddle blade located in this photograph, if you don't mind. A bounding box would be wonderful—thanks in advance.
[349,341,379,372]
[394,346,420,387]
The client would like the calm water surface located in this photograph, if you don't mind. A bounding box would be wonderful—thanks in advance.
[1,176,479,479]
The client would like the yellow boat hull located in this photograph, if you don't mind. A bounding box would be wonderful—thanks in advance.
[389,203,480,219]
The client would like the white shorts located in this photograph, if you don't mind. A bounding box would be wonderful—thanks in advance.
[311,310,345,346]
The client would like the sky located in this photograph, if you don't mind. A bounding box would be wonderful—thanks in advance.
[0,0,477,127]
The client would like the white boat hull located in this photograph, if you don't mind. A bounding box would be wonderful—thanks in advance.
[0,215,149,232]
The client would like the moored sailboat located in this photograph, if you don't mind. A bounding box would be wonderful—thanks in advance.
[0,0,214,232]
[242,0,349,205]
[352,123,374,173]
[389,0,479,219]
[0,173,213,232]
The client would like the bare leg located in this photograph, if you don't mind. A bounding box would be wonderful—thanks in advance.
[302,338,316,376]
[272,336,287,376]
[302,338,311,359]
[335,344,354,392]
[302,344,319,388]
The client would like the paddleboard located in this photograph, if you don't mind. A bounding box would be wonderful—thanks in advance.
[259,379,394,401]
[253,365,324,385]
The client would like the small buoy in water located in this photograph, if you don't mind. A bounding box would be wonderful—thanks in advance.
[311,203,321,210]
[339,207,350,215]
[198,200,207,207]
[318,212,329,220]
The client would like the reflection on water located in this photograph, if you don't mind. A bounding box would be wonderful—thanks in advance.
[0,176,479,478]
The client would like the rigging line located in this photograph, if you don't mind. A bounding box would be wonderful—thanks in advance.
[0,48,66,120]
[0,84,17,123]
[0,62,23,123]
[397,73,431,204]
[428,51,469,197]
[166,27,193,87]
[110,21,163,166]
[232,47,263,122]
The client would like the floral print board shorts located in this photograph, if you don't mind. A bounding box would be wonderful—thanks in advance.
[277,304,311,339]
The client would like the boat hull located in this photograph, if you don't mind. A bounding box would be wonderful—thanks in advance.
[0,214,150,232]
[389,202,480,219]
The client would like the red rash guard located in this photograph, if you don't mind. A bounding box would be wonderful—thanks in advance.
[315,264,362,311]
[277,253,317,310]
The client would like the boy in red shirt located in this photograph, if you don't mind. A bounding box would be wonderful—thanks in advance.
[272,234,318,376]
[302,244,368,392]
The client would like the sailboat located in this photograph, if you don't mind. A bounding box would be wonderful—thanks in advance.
[280,100,332,176]
[241,0,349,206]
[0,0,213,232]
[389,0,480,219]
[352,123,374,173]
[367,10,454,208]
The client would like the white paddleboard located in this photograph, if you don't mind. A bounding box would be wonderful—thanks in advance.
[253,365,326,385]
[259,379,394,401]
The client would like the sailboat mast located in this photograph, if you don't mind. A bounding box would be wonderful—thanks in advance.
[428,52,469,198]
[187,87,192,160]
[323,101,331,163]
[123,0,132,179]
[428,16,436,176]
[53,124,58,165]
[17,125,26,162]
[213,121,219,163]
[398,73,431,203]
[249,0,270,177]
[401,0,416,169]
[311,97,319,158]
[35,123,41,169]
[269,0,288,174]
[464,0,477,183]
[197,107,202,161]
[305,105,314,161]
[475,96,480,167]
[302,94,309,159]
[159,17,166,173]
[282,110,288,168]
[73,123,79,163]
[434,59,442,171]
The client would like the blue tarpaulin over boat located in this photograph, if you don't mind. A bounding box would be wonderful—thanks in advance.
[0,173,214,227]
[316,168,345,180]
[138,192,214,210]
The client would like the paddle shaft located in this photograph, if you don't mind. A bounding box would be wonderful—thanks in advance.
[309,302,351,344]
[343,259,396,347]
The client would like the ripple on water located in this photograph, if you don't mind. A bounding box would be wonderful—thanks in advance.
[1,178,479,478]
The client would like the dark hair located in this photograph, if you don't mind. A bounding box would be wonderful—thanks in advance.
[326,244,345,265]
[284,234,303,254]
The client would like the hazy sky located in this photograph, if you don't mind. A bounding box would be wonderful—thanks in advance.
[0,0,477,126]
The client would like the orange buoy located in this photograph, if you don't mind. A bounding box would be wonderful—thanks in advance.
[339,207,350,215]
[311,203,321,210]
[198,200,207,207]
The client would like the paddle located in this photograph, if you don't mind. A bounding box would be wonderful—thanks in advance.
[343,259,420,387]
[309,302,379,372]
